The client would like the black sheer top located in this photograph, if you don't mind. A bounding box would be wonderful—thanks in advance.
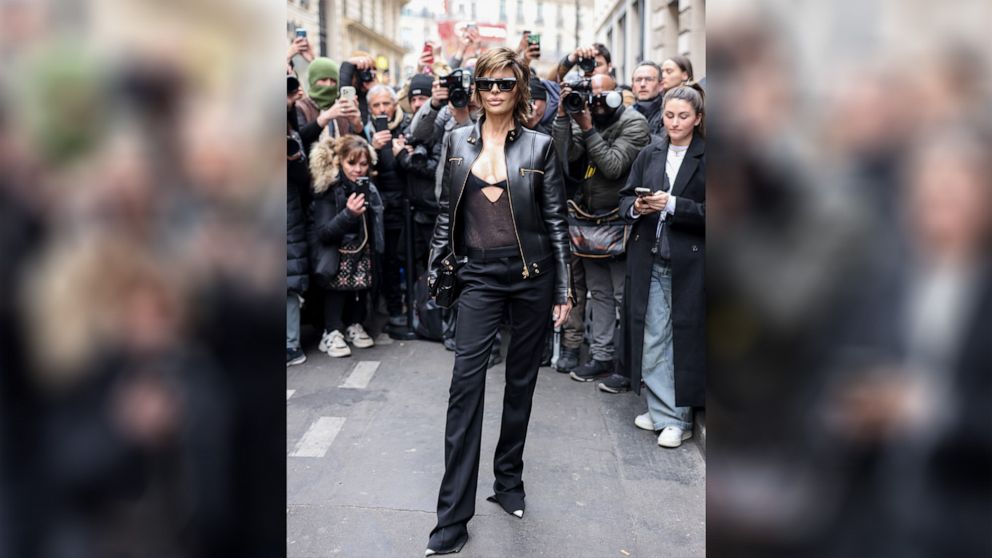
[463,173,517,250]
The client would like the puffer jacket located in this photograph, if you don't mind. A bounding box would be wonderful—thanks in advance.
[428,117,572,305]
[363,109,412,227]
[551,105,651,213]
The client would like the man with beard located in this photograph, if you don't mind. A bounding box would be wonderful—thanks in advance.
[552,73,650,384]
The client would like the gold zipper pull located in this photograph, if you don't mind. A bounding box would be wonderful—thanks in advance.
[522,266,530,278]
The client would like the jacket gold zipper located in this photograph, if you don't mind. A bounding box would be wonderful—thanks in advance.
[504,153,529,278]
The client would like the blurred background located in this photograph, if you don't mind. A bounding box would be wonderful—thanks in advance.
[0,0,285,556]
[706,0,991,556]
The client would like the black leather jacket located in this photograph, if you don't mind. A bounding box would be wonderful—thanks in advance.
[428,117,572,305]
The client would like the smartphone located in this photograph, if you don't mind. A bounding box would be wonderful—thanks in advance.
[354,177,371,206]
[634,187,653,197]
[372,115,389,133]
[340,86,357,102]
[527,33,541,46]
[295,28,307,39]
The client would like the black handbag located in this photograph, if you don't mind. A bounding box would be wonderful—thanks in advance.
[326,215,374,291]
[566,200,630,259]
[429,253,462,309]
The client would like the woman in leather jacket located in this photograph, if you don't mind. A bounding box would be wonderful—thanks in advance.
[424,47,573,555]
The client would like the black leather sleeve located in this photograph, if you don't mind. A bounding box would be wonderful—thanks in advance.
[427,133,454,284]
[539,138,572,304]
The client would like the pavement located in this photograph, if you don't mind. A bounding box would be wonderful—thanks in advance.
[287,326,705,558]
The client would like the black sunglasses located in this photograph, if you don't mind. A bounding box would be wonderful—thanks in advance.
[475,77,517,92]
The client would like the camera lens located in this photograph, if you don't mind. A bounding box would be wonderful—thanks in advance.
[563,91,587,113]
[450,89,469,108]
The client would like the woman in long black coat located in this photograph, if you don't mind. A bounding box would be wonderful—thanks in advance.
[618,86,705,448]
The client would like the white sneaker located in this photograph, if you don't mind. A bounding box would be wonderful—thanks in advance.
[346,323,374,349]
[657,426,692,448]
[634,413,655,431]
[322,330,351,358]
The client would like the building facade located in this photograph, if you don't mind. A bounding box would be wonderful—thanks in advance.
[398,0,596,82]
[287,0,410,86]
[593,0,704,85]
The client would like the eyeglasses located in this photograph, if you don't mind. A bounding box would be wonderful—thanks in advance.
[475,77,517,92]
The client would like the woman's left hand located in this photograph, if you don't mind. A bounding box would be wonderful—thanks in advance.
[552,302,572,328]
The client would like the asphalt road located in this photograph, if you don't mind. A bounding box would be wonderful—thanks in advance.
[287,327,705,558]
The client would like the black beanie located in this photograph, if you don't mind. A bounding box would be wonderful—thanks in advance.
[408,73,434,100]
[529,77,548,101]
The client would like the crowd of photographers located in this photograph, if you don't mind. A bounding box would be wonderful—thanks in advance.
[287,28,705,446]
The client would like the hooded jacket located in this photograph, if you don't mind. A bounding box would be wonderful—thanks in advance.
[307,139,386,285]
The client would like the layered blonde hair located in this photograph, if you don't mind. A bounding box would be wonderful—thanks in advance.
[309,134,378,194]
[471,47,531,124]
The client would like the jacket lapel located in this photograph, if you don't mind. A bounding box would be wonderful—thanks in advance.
[671,134,704,198]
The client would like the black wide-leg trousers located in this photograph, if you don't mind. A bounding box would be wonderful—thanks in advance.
[430,252,555,543]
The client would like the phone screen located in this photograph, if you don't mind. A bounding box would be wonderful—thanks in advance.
[295,28,307,38]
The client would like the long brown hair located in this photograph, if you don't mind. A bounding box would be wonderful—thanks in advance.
[472,47,531,124]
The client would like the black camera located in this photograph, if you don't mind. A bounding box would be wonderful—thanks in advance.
[577,56,597,74]
[358,69,376,82]
[562,79,592,113]
[441,68,473,108]
[409,144,430,164]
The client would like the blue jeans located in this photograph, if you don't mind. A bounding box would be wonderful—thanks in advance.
[642,260,693,430]
[287,292,301,351]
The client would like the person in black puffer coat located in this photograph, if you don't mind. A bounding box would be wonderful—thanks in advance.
[364,84,414,328]
[287,74,316,366]
[396,73,441,275]
[308,135,385,359]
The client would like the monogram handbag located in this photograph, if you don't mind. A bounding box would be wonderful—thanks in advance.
[429,253,462,309]
[566,200,630,259]
[327,215,374,291]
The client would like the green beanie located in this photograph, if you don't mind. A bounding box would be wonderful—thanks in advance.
[307,57,340,109]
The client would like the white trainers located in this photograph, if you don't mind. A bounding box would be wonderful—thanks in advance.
[346,323,375,349]
[320,330,351,358]
[634,413,655,431]
[657,426,692,448]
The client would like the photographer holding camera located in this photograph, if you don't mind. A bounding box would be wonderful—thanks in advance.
[396,74,443,272]
[408,68,478,147]
[338,53,379,126]
[554,43,614,82]
[552,73,650,382]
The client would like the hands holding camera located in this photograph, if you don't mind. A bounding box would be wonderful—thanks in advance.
[633,190,670,216]
[430,78,449,110]
[557,83,593,131]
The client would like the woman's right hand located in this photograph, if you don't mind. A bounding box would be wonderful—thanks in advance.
[318,98,359,127]
[634,192,666,215]
[346,193,367,216]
